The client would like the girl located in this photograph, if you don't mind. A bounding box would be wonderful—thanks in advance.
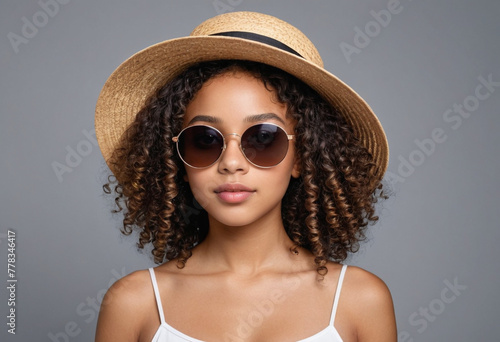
[95,11,396,342]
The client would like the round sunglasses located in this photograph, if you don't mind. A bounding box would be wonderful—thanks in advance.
[172,123,294,168]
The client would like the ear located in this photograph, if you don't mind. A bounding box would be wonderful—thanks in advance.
[291,158,301,178]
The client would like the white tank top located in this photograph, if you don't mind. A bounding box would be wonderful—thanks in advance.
[149,264,347,342]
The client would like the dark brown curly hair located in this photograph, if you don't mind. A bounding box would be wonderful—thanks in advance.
[104,60,386,276]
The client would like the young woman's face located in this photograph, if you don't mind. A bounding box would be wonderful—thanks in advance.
[181,70,300,228]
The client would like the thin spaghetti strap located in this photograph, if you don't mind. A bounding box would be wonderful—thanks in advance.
[329,264,348,326]
[148,268,166,324]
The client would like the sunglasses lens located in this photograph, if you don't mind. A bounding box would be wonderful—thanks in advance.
[178,126,223,167]
[241,124,289,167]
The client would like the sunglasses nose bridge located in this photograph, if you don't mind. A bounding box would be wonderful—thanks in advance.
[217,132,252,172]
[224,132,241,140]
[221,132,244,153]
[222,132,242,149]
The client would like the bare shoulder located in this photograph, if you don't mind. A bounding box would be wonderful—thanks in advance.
[103,268,153,310]
[323,263,394,310]
[332,264,397,342]
[343,265,393,302]
[95,269,156,342]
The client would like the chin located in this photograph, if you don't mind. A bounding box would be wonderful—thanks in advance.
[211,217,255,228]
[207,210,264,228]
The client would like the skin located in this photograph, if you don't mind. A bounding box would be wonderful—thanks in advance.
[95,71,397,342]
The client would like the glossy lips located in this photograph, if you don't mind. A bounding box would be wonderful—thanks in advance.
[214,184,255,204]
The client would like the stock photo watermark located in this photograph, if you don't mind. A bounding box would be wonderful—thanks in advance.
[399,277,467,341]
[7,0,72,54]
[339,0,411,64]
[212,0,243,15]
[385,73,499,187]
[5,229,17,335]
[51,128,98,183]
[47,267,127,341]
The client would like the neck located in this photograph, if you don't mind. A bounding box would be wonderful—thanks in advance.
[195,214,296,276]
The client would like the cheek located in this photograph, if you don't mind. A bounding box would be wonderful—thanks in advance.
[184,171,215,209]
[263,162,296,191]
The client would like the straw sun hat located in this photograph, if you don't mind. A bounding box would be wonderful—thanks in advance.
[95,11,389,181]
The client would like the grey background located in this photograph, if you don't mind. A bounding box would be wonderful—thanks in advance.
[1,0,499,341]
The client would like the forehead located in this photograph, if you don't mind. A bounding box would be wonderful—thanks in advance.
[183,71,289,128]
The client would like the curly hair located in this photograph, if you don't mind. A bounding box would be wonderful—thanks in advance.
[104,60,386,276]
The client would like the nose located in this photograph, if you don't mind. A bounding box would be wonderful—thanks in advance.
[217,134,249,174]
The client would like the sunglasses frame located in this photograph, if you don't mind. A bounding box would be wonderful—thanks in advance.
[172,123,294,169]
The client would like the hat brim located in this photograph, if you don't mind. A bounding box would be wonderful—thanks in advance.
[95,35,388,180]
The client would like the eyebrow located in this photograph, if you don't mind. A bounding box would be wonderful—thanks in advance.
[244,113,286,125]
[187,115,223,125]
[187,113,286,126]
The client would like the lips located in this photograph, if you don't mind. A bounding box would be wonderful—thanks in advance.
[214,183,255,203]
[214,184,254,193]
